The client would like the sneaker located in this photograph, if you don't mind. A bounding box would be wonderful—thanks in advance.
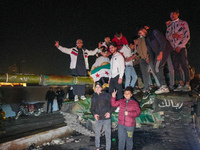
[182,84,191,91]
[134,86,141,92]
[155,85,170,94]
[133,90,137,95]
[74,95,79,102]
[80,95,86,100]
[143,91,151,99]
[174,85,184,91]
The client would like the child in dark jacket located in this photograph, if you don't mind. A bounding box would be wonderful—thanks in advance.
[111,87,141,150]
[90,82,115,150]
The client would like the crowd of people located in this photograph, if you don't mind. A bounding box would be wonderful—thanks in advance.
[53,9,191,150]
[55,8,191,101]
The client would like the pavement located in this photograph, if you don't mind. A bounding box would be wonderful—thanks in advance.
[26,129,200,150]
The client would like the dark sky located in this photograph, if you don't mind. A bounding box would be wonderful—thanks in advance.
[1,0,200,75]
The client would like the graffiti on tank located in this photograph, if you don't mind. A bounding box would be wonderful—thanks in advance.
[158,99,183,109]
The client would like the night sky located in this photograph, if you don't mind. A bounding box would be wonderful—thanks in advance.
[1,0,200,75]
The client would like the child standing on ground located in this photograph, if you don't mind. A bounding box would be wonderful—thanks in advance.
[90,82,115,150]
[111,87,141,150]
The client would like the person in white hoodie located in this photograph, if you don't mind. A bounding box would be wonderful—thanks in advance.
[108,42,125,100]
[55,39,98,101]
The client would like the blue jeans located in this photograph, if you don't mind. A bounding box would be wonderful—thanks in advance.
[125,66,138,88]
[149,66,160,87]
[47,100,53,113]
[118,124,135,150]
[95,119,111,150]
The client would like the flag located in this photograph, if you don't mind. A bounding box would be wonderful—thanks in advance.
[90,63,110,82]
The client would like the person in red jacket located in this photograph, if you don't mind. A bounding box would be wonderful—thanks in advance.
[111,32,129,50]
[111,87,141,150]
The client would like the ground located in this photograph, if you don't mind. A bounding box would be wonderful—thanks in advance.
[40,129,200,150]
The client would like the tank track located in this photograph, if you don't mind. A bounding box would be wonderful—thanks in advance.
[62,112,95,137]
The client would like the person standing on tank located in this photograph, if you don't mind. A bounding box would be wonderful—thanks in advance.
[137,26,173,95]
[55,39,99,102]
[111,31,129,51]
[108,42,125,100]
[166,9,191,91]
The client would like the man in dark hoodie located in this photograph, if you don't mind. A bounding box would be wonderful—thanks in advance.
[56,87,65,111]
[45,87,56,113]
[90,82,115,150]
[137,26,173,94]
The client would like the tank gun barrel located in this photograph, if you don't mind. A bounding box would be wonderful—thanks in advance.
[0,74,93,85]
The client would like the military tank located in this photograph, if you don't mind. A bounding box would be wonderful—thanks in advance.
[0,73,200,149]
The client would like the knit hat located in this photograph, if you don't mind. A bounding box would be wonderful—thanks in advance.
[95,82,102,87]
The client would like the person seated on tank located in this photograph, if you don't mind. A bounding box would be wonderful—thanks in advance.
[90,82,115,150]
[111,31,129,51]
[90,46,110,91]
[91,46,110,71]
[55,39,99,102]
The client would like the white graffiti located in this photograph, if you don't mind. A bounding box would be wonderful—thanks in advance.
[141,97,155,108]
[158,99,183,109]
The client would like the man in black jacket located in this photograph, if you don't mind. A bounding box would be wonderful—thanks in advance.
[90,82,115,150]
[137,26,173,94]
[45,87,56,113]
[56,87,65,111]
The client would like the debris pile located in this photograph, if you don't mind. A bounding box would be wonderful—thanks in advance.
[23,132,84,150]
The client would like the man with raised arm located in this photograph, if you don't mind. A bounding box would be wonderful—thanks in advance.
[55,39,99,101]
